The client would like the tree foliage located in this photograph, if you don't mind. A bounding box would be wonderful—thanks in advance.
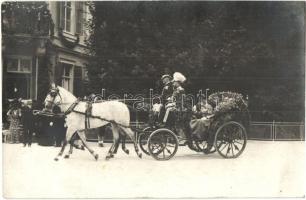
[87,1,304,121]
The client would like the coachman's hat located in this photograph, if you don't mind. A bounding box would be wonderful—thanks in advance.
[161,74,171,81]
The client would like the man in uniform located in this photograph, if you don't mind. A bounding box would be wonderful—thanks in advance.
[156,74,173,125]
[160,74,173,105]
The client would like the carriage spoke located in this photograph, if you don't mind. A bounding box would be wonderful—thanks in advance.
[231,143,235,157]
[233,140,243,145]
[226,144,231,156]
[220,142,229,152]
[233,142,240,151]
[165,147,172,154]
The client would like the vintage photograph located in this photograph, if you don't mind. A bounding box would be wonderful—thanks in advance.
[1,1,305,198]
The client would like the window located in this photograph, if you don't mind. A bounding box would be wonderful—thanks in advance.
[7,57,32,73]
[59,2,72,32]
[5,57,33,99]
[7,58,18,72]
[64,2,71,32]
[61,63,73,92]
[76,2,84,35]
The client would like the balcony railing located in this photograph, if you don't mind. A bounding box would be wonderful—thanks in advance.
[2,2,54,37]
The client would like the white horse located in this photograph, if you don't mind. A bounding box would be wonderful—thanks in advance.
[45,86,142,161]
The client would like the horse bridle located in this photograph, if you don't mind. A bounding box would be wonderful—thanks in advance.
[46,88,81,115]
[46,88,63,109]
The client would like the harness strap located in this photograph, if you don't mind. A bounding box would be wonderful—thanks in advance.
[71,110,131,129]
[64,99,133,130]
[85,101,93,130]
[64,99,81,115]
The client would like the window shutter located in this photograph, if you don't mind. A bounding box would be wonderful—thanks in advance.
[73,66,84,97]
[57,2,64,29]
[75,2,83,35]
[54,62,63,86]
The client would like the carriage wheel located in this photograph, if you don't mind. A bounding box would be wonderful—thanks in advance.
[214,121,247,158]
[148,128,179,161]
[138,127,153,155]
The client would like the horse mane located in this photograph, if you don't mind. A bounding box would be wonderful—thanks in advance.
[57,86,77,102]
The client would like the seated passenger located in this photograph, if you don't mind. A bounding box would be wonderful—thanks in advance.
[190,100,214,140]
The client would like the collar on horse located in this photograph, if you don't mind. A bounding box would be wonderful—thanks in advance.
[64,98,81,115]
[64,98,93,130]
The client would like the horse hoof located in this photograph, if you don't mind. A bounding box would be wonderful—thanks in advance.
[125,149,129,155]
[54,157,59,161]
[64,155,69,159]
[94,154,99,161]
[81,146,85,150]
[138,153,142,159]
[98,143,104,147]
[105,154,114,160]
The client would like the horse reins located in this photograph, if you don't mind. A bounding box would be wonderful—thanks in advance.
[49,89,144,131]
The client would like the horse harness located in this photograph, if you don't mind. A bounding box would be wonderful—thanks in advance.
[42,90,141,132]
[64,99,131,129]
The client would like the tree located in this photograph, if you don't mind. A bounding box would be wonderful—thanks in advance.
[87,1,304,121]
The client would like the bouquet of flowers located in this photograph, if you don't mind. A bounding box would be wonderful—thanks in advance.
[208,91,248,116]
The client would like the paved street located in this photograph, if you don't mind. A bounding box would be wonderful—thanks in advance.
[2,141,305,198]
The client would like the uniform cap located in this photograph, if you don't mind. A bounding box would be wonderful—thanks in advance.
[161,74,171,81]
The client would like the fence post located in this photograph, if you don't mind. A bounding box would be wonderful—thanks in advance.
[272,120,275,141]
[135,110,139,143]
[300,123,304,141]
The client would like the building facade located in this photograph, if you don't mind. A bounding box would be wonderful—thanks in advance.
[2,1,91,105]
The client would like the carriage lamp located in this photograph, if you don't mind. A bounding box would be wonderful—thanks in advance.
[14,87,18,92]
[49,122,53,126]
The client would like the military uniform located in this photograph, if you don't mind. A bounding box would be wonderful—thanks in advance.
[161,83,173,106]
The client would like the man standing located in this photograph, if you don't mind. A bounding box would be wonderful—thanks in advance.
[21,101,34,147]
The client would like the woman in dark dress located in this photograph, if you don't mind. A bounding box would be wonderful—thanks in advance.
[7,99,23,144]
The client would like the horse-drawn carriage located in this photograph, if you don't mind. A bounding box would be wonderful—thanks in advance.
[138,91,250,160]
[36,84,249,161]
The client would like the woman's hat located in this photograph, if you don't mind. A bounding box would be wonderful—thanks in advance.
[173,72,186,83]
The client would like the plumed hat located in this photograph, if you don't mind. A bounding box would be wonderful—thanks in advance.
[173,72,186,83]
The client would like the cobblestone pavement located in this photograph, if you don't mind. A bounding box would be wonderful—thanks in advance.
[2,141,305,198]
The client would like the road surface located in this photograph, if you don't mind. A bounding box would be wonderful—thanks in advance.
[2,141,305,198]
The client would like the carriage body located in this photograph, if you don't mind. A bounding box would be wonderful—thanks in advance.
[139,91,249,160]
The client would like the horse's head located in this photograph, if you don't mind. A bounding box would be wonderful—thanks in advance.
[44,85,77,113]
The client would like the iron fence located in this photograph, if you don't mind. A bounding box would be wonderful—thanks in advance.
[86,120,305,142]
[249,121,305,141]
